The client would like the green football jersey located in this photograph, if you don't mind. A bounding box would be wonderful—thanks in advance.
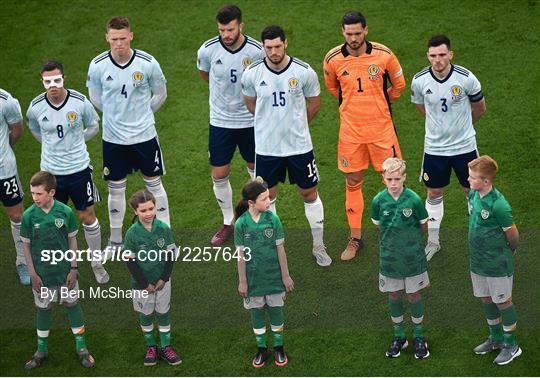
[124,218,175,289]
[468,188,514,277]
[234,210,285,297]
[20,200,78,287]
[371,187,429,278]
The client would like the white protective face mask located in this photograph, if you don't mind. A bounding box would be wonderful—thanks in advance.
[42,74,64,89]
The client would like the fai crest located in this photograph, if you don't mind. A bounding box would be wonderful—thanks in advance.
[156,238,165,248]
[340,155,349,168]
[403,208,413,218]
[54,218,64,228]
[264,228,274,238]
[481,209,490,219]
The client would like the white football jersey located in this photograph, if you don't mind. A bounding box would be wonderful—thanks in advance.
[197,35,264,129]
[86,49,166,145]
[241,57,320,157]
[27,90,99,176]
[411,64,483,156]
[0,89,23,179]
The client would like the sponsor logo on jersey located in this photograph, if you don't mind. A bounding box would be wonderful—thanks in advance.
[132,71,144,86]
[425,89,433,94]
[54,218,64,228]
[403,208,413,217]
[215,59,223,65]
[342,70,349,76]
[259,81,267,87]
[264,228,274,238]
[157,238,165,248]
[288,78,299,89]
[42,116,49,122]
[368,64,380,80]
[383,211,390,216]
[34,224,40,228]
[481,209,490,219]
[339,155,348,167]
[106,75,114,81]
[66,111,78,126]
[242,57,252,68]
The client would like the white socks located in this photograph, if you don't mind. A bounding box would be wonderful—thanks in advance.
[10,220,25,265]
[247,167,256,181]
[212,176,234,225]
[304,194,325,247]
[144,177,170,227]
[108,180,126,243]
[83,219,103,266]
[426,196,443,245]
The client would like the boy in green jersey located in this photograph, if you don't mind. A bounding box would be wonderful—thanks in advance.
[467,155,521,365]
[235,178,294,368]
[371,158,430,359]
[124,189,181,366]
[21,171,94,369]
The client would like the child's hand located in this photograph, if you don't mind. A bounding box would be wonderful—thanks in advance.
[238,282,248,297]
[66,270,77,289]
[30,273,43,293]
[145,283,156,293]
[283,276,294,292]
[154,279,165,291]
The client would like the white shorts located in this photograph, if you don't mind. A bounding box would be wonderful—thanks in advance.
[132,280,171,315]
[471,272,513,303]
[379,272,430,294]
[33,281,80,309]
[243,292,286,309]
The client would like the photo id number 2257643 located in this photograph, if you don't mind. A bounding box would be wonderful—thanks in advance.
[179,246,251,262]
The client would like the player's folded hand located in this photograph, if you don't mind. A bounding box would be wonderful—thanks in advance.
[66,270,77,289]
[154,279,165,291]
[146,283,156,293]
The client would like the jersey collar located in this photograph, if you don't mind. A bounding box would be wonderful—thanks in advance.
[429,63,454,84]
[219,34,248,54]
[341,41,373,57]
[45,90,70,111]
[108,49,137,69]
[263,56,293,75]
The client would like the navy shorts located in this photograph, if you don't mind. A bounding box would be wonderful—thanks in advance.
[208,125,255,167]
[421,150,478,188]
[255,151,319,189]
[103,137,165,181]
[55,166,100,211]
[0,174,23,207]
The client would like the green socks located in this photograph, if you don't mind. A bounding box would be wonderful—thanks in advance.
[156,312,171,347]
[483,302,503,342]
[410,298,425,338]
[500,304,518,346]
[250,307,267,348]
[388,298,405,338]
[66,304,87,350]
[139,313,157,346]
[268,306,285,347]
[36,309,52,352]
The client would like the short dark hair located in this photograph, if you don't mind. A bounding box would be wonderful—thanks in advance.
[428,35,451,50]
[40,60,64,75]
[30,171,56,192]
[216,5,242,24]
[107,16,130,31]
[261,25,286,43]
[342,11,367,28]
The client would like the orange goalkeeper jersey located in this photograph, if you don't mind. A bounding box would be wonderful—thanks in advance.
[323,41,406,144]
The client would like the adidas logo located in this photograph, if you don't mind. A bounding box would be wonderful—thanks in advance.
[428,217,436,222]
[157,207,166,212]
[342,70,349,76]
[106,75,113,81]
[42,116,49,122]
[110,209,119,213]
[316,220,324,224]
[426,89,433,94]
[259,81,267,86]
[11,193,19,199]
[87,196,93,202]
[216,59,223,65]
[153,166,160,172]
[347,208,355,214]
